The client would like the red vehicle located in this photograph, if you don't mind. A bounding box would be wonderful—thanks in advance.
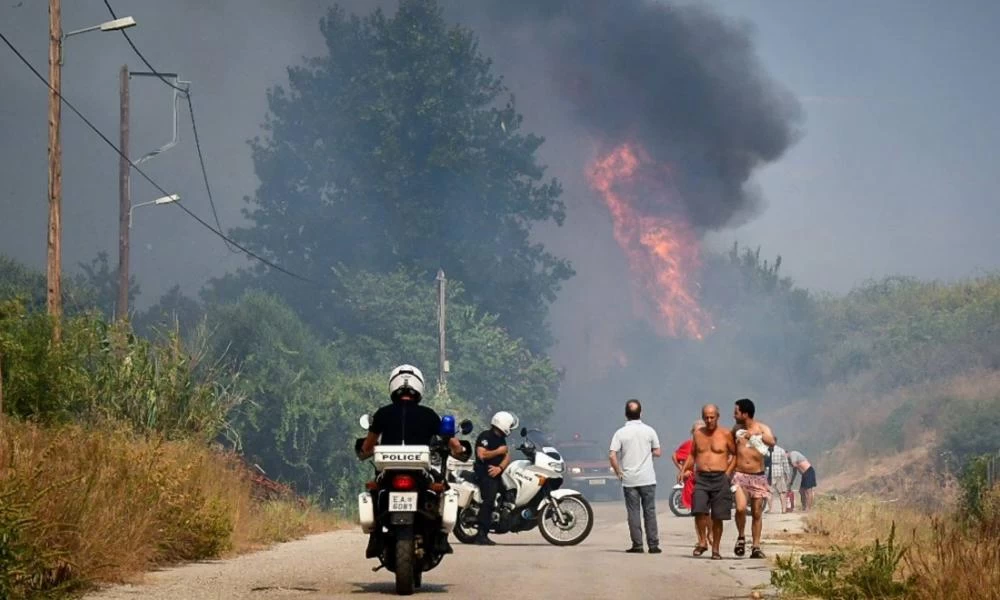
[556,435,621,502]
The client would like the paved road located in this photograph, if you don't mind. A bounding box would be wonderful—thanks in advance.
[85,501,803,599]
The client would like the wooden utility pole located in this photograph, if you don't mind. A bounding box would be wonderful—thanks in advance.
[47,0,63,340]
[436,269,448,394]
[116,64,131,321]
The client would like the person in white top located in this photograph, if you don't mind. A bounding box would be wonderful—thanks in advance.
[609,399,662,553]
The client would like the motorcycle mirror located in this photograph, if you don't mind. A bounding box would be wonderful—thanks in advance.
[459,419,474,435]
[359,414,371,430]
[520,427,528,437]
[458,440,473,461]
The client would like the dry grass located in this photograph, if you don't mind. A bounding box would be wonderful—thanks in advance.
[801,496,933,550]
[232,500,343,552]
[0,418,338,598]
[776,371,1000,481]
[819,445,962,512]
[779,494,1000,600]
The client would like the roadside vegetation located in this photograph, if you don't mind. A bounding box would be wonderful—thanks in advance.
[0,303,336,598]
[771,459,1000,599]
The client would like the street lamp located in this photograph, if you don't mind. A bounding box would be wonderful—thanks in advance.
[60,16,137,64]
[64,16,136,38]
[129,193,179,228]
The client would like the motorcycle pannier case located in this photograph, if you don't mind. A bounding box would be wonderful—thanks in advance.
[440,489,459,533]
[453,479,476,508]
[358,492,375,533]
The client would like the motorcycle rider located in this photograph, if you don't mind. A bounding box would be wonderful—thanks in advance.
[358,364,466,558]
[472,411,518,545]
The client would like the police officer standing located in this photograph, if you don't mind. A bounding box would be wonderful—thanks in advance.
[473,411,518,546]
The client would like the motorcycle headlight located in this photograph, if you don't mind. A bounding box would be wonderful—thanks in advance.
[550,462,564,473]
[570,467,582,474]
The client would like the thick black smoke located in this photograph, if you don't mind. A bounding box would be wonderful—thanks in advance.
[449,0,802,231]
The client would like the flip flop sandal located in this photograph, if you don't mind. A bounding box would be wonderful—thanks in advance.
[693,545,708,557]
[750,547,766,559]
[711,552,723,560]
[734,536,746,557]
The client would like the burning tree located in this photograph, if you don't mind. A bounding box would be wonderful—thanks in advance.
[587,143,712,339]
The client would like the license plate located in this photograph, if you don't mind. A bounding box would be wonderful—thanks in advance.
[389,492,418,512]
[589,478,607,486]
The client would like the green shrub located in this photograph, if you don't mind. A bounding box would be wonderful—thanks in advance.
[772,523,913,599]
[938,400,1000,473]
[0,300,241,441]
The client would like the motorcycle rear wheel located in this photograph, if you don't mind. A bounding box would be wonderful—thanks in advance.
[394,527,416,596]
[539,495,594,546]
[669,487,692,517]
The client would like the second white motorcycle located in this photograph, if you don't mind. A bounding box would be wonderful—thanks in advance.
[449,427,595,546]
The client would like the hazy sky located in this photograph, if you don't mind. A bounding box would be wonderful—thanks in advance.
[1,0,998,305]
[698,0,1000,293]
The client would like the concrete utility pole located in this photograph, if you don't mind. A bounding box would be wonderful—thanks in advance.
[436,269,448,394]
[47,0,63,340]
[116,64,130,321]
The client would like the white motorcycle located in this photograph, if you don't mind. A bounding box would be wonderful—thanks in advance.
[449,427,595,546]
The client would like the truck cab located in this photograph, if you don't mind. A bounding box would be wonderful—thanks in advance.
[556,434,621,501]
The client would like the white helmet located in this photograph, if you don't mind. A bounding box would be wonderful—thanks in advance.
[490,411,519,436]
[389,364,425,403]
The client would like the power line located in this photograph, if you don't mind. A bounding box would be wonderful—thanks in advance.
[102,0,230,251]
[102,0,184,93]
[0,29,315,285]
[184,92,231,251]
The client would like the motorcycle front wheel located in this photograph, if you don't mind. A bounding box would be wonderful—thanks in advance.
[538,495,594,546]
[453,506,480,544]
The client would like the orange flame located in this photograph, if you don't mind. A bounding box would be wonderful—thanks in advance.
[586,143,712,339]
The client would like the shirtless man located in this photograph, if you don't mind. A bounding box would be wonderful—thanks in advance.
[731,398,776,559]
[679,404,736,560]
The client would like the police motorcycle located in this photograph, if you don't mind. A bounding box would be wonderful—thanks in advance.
[355,414,474,595]
[449,425,595,546]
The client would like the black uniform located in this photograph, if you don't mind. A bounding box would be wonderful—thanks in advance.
[474,428,508,536]
[369,402,442,445]
[364,401,443,559]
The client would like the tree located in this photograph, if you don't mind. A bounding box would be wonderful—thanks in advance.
[221,0,572,351]
[73,252,140,319]
[327,268,560,425]
[134,284,203,339]
[204,290,485,502]
[0,256,46,309]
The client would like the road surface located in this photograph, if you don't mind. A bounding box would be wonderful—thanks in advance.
[85,501,803,599]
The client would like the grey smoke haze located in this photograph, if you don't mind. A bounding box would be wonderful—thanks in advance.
[449,0,802,230]
[431,0,809,447]
[0,0,383,304]
[3,1,1000,449]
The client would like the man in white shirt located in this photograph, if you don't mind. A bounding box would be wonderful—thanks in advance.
[609,399,662,554]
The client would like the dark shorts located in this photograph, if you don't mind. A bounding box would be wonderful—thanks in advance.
[801,466,817,490]
[692,471,732,520]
